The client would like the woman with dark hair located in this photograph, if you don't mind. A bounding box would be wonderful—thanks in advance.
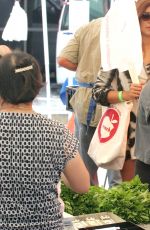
[92,0,150,186]
[0,50,90,230]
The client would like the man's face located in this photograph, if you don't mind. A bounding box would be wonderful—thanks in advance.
[140,6,150,37]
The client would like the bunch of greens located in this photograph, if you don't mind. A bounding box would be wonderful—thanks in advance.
[61,176,150,224]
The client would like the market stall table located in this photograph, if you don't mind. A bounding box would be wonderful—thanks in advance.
[63,212,150,230]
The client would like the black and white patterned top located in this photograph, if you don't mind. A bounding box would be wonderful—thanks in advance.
[0,112,79,230]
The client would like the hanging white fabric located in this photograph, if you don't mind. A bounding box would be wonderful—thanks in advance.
[2,0,28,41]
[100,0,143,83]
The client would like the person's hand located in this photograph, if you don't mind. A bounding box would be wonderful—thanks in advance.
[123,83,143,101]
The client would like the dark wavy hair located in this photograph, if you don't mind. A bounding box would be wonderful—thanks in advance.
[0,50,43,104]
[136,0,150,18]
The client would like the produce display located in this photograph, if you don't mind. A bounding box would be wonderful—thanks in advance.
[61,176,150,224]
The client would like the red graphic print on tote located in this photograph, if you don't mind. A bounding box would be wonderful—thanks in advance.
[98,108,119,143]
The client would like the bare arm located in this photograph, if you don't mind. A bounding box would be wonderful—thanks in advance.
[57,26,82,72]
[57,57,77,71]
[61,173,71,188]
[92,69,143,105]
[107,83,143,103]
[63,152,90,193]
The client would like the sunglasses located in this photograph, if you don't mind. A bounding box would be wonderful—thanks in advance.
[140,12,150,21]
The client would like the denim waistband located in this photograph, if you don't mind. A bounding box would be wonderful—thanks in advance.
[77,82,94,88]
[77,81,96,129]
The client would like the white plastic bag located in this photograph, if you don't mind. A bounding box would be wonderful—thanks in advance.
[2,1,28,41]
[88,101,133,170]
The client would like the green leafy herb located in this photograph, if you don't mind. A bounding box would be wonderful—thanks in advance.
[61,176,150,224]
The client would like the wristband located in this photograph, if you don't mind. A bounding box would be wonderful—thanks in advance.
[118,91,124,102]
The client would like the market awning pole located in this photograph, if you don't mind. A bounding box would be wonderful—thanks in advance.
[41,0,51,117]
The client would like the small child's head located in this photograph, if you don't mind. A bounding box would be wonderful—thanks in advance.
[0,45,11,58]
[0,50,43,104]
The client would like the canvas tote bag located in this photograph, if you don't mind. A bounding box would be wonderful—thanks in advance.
[88,101,133,170]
